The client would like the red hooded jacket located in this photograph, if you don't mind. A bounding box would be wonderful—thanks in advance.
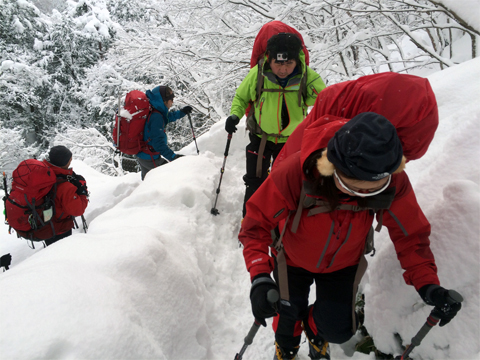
[239,115,440,291]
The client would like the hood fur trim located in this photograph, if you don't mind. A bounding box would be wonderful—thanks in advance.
[316,149,334,176]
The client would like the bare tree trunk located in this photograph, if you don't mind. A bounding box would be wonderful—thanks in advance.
[334,18,349,77]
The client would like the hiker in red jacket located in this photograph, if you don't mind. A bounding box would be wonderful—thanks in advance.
[42,146,89,246]
[239,113,462,359]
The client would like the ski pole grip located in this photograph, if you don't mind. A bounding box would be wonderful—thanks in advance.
[267,289,280,305]
[224,134,232,156]
[244,320,261,345]
[410,314,439,347]
[446,290,464,304]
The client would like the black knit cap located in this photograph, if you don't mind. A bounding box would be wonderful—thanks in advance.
[159,86,174,102]
[327,112,403,181]
[48,145,72,167]
[266,33,302,62]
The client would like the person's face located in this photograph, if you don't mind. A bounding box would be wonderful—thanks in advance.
[270,59,297,79]
[165,99,174,109]
[333,170,391,197]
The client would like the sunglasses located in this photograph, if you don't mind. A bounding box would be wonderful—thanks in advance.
[334,170,391,197]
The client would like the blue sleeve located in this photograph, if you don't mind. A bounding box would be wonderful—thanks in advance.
[166,110,186,124]
[147,112,176,161]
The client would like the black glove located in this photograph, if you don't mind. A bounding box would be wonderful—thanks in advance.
[180,106,193,115]
[173,154,184,161]
[225,115,240,134]
[69,173,88,197]
[250,274,279,326]
[419,284,463,326]
[0,253,12,270]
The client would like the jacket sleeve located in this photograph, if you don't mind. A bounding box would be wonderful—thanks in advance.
[230,66,259,119]
[304,66,326,107]
[239,157,301,280]
[59,183,88,217]
[166,109,186,124]
[382,172,439,290]
[239,178,293,280]
[148,112,176,161]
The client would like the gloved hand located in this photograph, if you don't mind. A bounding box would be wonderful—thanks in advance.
[0,253,12,270]
[225,115,240,134]
[419,284,463,326]
[173,154,184,161]
[69,173,88,197]
[250,274,279,326]
[180,106,193,115]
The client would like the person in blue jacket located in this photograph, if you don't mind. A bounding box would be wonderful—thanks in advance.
[135,85,193,180]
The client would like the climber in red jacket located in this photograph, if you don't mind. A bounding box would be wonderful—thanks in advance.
[239,111,462,359]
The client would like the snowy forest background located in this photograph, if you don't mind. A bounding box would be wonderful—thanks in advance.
[1,0,479,177]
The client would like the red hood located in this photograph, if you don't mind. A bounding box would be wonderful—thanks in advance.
[299,115,346,168]
[250,20,309,67]
[43,160,73,176]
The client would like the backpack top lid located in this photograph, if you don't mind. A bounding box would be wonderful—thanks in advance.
[250,20,309,68]
[124,90,150,118]
[12,159,57,197]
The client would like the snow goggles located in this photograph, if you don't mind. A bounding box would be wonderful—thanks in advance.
[334,170,391,197]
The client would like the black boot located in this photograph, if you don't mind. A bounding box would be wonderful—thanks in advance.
[302,321,331,359]
[273,341,299,360]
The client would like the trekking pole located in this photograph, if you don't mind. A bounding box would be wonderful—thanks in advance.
[234,289,280,360]
[2,172,9,225]
[211,133,232,215]
[395,290,463,360]
[81,215,88,233]
[116,95,121,148]
[187,114,200,155]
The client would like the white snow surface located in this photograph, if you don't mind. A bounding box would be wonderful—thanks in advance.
[1,58,480,359]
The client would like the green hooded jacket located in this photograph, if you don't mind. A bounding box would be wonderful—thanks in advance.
[230,51,326,143]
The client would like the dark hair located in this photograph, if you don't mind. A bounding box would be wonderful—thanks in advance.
[159,85,174,103]
[302,149,371,211]
[303,149,340,211]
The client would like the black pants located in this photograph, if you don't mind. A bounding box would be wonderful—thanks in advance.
[273,264,359,350]
[136,156,168,180]
[243,133,285,217]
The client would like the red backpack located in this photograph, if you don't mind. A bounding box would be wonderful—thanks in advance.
[275,72,439,167]
[4,159,58,240]
[112,90,159,156]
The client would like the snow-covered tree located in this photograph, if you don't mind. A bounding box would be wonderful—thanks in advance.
[0,0,49,143]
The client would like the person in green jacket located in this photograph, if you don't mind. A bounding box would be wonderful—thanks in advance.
[225,33,326,217]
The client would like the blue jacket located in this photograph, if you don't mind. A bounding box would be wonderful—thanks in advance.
[136,86,186,161]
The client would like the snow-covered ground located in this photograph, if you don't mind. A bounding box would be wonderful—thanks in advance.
[1,57,479,359]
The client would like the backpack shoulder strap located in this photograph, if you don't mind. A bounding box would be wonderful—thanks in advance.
[299,69,308,107]
[271,210,294,304]
[255,57,265,104]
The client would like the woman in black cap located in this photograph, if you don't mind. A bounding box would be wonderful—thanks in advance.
[238,113,461,359]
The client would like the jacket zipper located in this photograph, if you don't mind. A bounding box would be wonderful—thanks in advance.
[316,221,335,268]
[327,223,352,268]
